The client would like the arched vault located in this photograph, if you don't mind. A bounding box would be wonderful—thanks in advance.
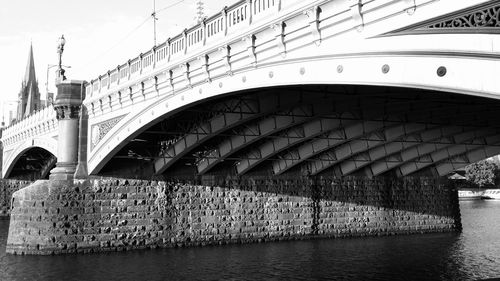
[93,84,500,179]
[2,137,57,179]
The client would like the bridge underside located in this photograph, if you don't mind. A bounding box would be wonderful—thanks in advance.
[98,84,500,180]
[7,147,56,180]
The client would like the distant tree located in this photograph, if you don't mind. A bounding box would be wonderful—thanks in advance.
[465,160,499,187]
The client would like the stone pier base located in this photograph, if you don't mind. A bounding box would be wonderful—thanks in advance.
[0,180,33,217]
[6,177,461,255]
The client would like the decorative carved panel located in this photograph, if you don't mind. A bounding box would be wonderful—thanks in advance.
[428,4,500,29]
[385,3,500,35]
[90,115,125,150]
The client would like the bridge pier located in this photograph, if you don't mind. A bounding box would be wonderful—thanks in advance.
[0,180,32,217]
[49,81,85,181]
[5,176,461,255]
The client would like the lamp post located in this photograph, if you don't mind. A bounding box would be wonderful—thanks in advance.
[46,64,70,106]
[49,34,86,180]
[57,34,66,81]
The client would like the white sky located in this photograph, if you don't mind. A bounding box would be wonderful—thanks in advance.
[0,0,237,125]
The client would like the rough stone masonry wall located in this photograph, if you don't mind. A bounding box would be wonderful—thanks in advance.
[5,176,461,255]
[0,180,33,217]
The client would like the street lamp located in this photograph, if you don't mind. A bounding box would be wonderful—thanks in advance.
[46,64,70,106]
[57,34,66,81]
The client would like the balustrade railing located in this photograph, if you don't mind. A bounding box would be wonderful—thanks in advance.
[227,1,249,30]
[85,0,432,105]
[1,105,57,147]
[85,0,289,99]
[206,15,224,38]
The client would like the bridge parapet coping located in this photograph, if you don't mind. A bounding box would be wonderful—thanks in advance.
[83,0,499,176]
[85,0,295,101]
[83,0,497,119]
[1,106,57,149]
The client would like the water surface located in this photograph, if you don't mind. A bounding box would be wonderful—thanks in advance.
[1,200,499,280]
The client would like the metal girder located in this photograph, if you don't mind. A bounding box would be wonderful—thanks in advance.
[154,92,306,174]
[434,144,500,176]
[144,82,500,176]
[343,125,469,176]
[397,134,500,176]
[204,94,436,175]
[196,102,336,174]
[273,120,408,175]
[196,93,411,174]
[336,124,453,176]
[236,97,453,175]
[349,126,464,176]
[235,117,358,175]
[299,102,500,176]
[303,122,431,176]
[369,127,498,176]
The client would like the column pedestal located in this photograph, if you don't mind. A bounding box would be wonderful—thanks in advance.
[49,162,77,180]
[49,80,85,180]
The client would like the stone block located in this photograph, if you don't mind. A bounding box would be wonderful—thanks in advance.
[4,176,460,255]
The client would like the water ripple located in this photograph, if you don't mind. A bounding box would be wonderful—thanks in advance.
[1,201,500,280]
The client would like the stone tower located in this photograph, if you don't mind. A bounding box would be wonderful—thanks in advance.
[17,44,41,121]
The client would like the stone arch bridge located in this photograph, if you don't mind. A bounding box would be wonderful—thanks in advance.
[2,0,500,181]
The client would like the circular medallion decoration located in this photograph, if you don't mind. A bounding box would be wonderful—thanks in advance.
[382,64,390,74]
[300,67,306,75]
[337,65,343,73]
[269,71,274,78]
[437,66,447,77]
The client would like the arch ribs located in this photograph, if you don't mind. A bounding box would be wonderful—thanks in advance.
[196,102,337,175]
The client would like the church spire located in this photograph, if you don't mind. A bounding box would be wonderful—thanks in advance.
[17,43,41,121]
[24,43,37,85]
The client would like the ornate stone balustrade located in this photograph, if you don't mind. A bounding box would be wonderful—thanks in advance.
[0,0,497,182]
[1,106,57,149]
[85,0,291,103]
[84,0,500,172]
[87,0,428,114]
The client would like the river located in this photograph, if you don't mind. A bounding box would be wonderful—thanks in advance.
[1,200,499,281]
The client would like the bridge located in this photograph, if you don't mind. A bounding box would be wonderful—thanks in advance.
[1,106,57,179]
[1,0,500,255]
[3,0,500,181]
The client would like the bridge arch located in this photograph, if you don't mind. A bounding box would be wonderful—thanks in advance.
[88,77,500,179]
[80,0,500,178]
[2,137,58,179]
[87,31,500,178]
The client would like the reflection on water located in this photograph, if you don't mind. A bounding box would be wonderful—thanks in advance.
[1,201,499,281]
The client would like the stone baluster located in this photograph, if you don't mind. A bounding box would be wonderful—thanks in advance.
[223,7,228,36]
[247,0,253,25]
[202,20,207,46]
[183,30,188,54]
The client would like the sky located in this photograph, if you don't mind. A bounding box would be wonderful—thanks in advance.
[0,0,237,125]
